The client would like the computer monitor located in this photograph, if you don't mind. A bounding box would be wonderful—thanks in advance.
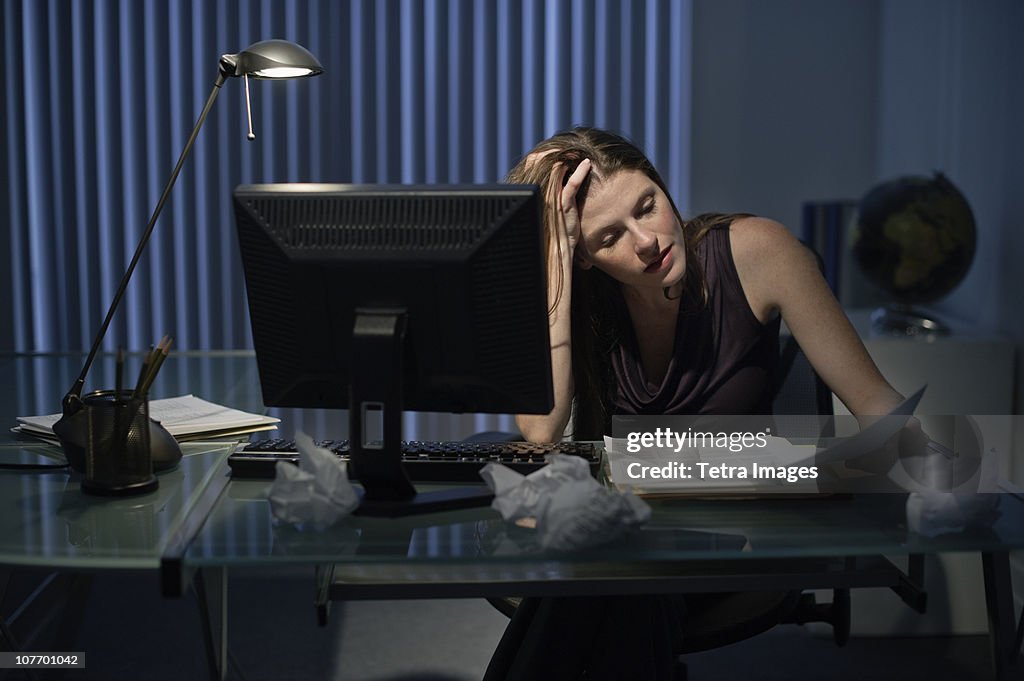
[233,183,552,514]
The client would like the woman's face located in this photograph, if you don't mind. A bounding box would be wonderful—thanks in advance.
[577,169,686,295]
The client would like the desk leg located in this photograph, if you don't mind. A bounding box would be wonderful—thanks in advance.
[982,551,1021,680]
[194,567,228,681]
[315,565,335,627]
[0,569,91,681]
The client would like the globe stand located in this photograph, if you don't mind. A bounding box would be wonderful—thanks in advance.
[870,304,950,337]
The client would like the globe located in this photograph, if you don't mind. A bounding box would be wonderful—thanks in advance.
[852,173,976,307]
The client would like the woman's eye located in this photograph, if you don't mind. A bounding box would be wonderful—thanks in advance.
[601,232,621,248]
[640,200,655,215]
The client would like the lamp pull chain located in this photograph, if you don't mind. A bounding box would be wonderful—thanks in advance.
[244,73,256,141]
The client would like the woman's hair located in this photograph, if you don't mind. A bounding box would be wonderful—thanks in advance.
[506,127,745,439]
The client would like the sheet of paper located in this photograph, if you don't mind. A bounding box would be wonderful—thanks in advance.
[16,394,279,439]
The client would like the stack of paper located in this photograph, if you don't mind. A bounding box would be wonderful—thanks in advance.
[14,394,279,443]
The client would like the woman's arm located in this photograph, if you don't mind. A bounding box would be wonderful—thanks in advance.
[516,160,592,442]
[730,217,905,418]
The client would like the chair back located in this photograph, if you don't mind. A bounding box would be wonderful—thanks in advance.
[772,334,833,437]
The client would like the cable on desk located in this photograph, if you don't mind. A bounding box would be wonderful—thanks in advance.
[0,462,69,470]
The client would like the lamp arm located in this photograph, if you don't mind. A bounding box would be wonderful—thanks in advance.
[62,71,229,411]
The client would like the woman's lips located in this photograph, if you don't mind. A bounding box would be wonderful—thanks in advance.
[644,245,672,273]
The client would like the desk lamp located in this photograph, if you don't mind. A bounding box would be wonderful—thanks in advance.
[53,39,323,475]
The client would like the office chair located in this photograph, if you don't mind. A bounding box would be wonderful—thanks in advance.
[769,332,850,643]
[674,243,849,656]
[671,333,849,665]
[644,335,848,658]
[480,332,850,672]
[773,331,835,432]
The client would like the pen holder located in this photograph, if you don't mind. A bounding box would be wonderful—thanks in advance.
[54,391,182,475]
[78,390,159,496]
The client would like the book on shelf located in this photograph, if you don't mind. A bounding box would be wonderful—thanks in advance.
[13,394,279,444]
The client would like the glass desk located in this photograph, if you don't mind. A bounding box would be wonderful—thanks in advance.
[0,440,235,680]
[2,353,1022,680]
[0,352,258,679]
[0,441,233,571]
[182,476,1024,680]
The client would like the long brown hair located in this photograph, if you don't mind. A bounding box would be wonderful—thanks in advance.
[506,127,743,438]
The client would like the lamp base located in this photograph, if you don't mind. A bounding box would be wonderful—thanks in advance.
[53,392,183,474]
[81,474,159,497]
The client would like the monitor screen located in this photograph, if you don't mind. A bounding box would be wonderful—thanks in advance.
[232,183,553,513]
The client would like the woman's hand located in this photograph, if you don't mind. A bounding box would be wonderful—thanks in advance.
[521,149,591,259]
[546,158,592,260]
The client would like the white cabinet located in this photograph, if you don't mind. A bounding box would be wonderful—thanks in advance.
[829,308,1015,636]
[834,309,1014,416]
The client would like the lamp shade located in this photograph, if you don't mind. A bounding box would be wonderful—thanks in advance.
[220,39,324,80]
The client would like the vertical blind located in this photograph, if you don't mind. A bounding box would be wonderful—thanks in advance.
[3,0,691,439]
[2,0,692,354]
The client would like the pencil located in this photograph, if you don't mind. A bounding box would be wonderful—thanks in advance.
[114,347,125,450]
[133,344,155,400]
[141,335,173,397]
[115,348,124,400]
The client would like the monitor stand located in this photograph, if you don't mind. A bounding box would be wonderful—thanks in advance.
[348,309,494,517]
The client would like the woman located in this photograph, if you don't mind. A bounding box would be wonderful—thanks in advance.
[485,128,908,680]
[512,127,904,442]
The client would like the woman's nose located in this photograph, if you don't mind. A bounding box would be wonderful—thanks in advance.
[634,228,658,257]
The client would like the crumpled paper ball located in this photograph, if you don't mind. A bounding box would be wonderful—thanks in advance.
[905,491,1001,538]
[480,453,650,551]
[266,432,359,529]
[905,438,1004,538]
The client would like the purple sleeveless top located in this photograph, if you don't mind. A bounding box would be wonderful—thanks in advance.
[610,224,780,416]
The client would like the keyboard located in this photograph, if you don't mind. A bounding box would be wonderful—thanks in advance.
[229,438,601,482]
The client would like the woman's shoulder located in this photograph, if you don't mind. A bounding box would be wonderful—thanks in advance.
[726,216,819,322]
[728,215,794,245]
[728,216,814,272]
